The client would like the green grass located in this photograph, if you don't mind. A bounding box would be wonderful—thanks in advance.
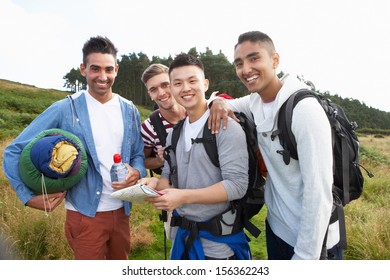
[0,79,68,140]
[245,207,268,259]
[343,135,390,260]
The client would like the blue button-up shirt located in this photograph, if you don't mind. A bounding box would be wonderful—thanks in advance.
[3,90,146,217]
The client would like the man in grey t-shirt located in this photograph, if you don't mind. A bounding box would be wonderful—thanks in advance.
[140,53,251,260]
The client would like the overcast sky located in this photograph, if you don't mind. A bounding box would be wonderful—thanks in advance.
[1,0,389,112]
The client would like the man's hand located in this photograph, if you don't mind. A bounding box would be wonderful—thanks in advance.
[26,191,67,212]
[144,147,165,170]
[208,98,238,134]
[155,147,166,165]
[112,164,140,190]
[146,188,184,212]
[137,177,159,189]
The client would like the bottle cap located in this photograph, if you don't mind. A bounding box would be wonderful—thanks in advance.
[113,153,122,163]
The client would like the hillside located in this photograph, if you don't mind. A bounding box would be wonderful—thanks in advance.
[0,78,389,260]
[0,79,68,140]
[1,79,389,139]
[0,79,151,140]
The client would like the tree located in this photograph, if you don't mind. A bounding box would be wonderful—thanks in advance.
[188,47,199,58]
[199,48,246,97]
[62,48,390,130]
[113,52,151,105]
[63,68,86,92]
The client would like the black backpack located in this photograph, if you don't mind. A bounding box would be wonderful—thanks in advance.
[164,111,265,238]
[272,89,374,252]
[148,109,168,176]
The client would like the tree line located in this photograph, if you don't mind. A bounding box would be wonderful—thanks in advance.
[63,48,390,131]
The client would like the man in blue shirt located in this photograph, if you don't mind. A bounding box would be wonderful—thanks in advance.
[2,36,146,259]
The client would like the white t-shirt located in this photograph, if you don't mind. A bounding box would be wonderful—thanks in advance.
[65,92,124,212]
[184,110,210,151]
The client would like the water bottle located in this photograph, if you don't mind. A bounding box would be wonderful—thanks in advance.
[110,154,129,183]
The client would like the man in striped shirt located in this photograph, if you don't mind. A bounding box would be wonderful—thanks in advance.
[140,64,187,174]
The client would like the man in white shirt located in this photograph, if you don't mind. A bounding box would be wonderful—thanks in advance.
[209,31,341,260]
[3,36,146,259]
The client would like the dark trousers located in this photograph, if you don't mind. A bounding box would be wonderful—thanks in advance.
[265,220,343,260]
[265,220,294,260]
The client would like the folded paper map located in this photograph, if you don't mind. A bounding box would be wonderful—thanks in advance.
[111,183,161,204]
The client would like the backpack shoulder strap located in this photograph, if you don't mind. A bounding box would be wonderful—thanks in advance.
[187,118,219,168]
[149,109,168,147]
[276,89,316,164]
[170,118,185,152]
[163,119,185,187]
[201,119,219,168]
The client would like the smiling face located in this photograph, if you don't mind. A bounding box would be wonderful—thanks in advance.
[80,52,118,103]
[169,65,209,120]
[234,40,281,102]
[146,73,176,111]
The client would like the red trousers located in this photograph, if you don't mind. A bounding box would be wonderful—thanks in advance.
[65,208,130,260]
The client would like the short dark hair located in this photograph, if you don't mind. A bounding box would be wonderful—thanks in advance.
[168,53,204,75]
[235,31,276,54]
[82,36,118,65]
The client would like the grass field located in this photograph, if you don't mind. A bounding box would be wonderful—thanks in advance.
[0,134,389,260]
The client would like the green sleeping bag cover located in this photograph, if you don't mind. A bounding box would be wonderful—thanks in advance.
[18,128,88,194]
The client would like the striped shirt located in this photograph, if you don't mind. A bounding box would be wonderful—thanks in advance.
[141,112,175,150]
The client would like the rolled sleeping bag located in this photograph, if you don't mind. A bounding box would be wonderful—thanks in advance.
[18,128,88,194]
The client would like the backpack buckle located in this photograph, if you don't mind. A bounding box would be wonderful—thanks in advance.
[277,149,291,165]
[181,218,196,230]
